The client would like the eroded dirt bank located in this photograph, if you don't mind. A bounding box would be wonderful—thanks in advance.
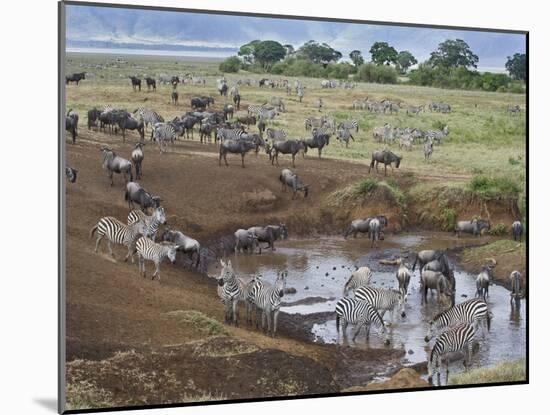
[65,133,522,408]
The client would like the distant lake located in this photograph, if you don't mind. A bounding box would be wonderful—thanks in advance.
[66,47,231,60]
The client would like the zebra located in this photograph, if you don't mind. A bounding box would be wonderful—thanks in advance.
[151,123,177,152]
[258,108,279,123]
[338,120,359,132]
[425,298,490,342]
[396,260,412,297]
[427,323,477,386]
[424,138,434,161]
[343,266,372,297]
[90,216,146,262]
[336,128,354,147]
[216,128,246,144]
[216,259,243,326]
[65,166,78,183]
[355,286,406,319]
[249,271,288,336]
[304,116,325,131]
[265,128,287,142]
[134,108,164,133]
[335,297,390,344]
[297,86,304,103]
[315,98,324,112]
[127,207,166,242]
[247,104,268,116]
[135,236,178,281]
[241,274,264,327]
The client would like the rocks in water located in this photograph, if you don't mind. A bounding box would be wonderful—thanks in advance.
[333,267,336,270]
[408,349,414,355]
[325,272,329,276]
[461,294,468,298]
[341,265,345,268]
[316,266,319,269]
[304,286,309,290]
[284,287,297,294]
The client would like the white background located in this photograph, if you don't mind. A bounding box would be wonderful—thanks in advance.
[0,0,543,413]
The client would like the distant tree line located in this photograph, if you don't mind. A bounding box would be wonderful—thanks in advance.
[218,37,525,93]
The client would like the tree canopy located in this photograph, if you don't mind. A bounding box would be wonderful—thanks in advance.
[505,53,526,81]
[297,40,342,66]
[369,42,398,65]
[428,39,479,69]
[237,40,261,64]
[349,50,364,67]
[252,41,286,69]
[396,50,418,74]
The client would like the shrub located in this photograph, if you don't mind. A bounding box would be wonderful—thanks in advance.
[468,175,521,200]
[439,208,457,231]
[219,56,241,73]
[356,63,398,84]
[354,178,378,195]
[488,223,508,236]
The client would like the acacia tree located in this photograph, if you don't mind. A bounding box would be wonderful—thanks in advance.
[349,50,364,67]
[283,44,295,58]
[238,40,261,64]
[253,40,286,70]
[505,53,526,81]
[396,50,417,74]
[369,42,398,65]
[297,40,342,66]
[428,39,479,69]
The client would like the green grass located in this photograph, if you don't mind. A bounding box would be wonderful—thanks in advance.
[448,359,526,385]
[468,175,521,200]
[166,310,227,336]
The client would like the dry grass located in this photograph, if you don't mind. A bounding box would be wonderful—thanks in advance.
[448,359,526,385]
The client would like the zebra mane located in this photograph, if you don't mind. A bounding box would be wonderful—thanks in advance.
[431,306,453,323]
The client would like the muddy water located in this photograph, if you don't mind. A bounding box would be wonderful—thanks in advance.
[210,232,526,383]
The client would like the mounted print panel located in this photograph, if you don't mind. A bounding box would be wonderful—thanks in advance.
[59,1,528,412]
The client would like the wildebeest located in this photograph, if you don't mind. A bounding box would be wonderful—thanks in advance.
[234,229,259,254]
[65,166,78,183]
[87,108,102,130]
[247,224,288,252]
[66,72,86,85]
[455,219,490,237]
[368,150,402,176]
[223,104,234,121]
[269,97,285,112]
[279,168,309,199]
[145,77,156,91]
[233,93,241,110]
[124,181,160,212]
[66,109,79,143]
[421,270,453,305]
[344,216,388,239]
[129,76,142,91]
[271,140,306,168]
[303,133,329,159]
[131,143,145,179]
[476,266,493,301]
[336,128,354,147]
[171,90,179,106]
[101,147,133,186]
[512,220,523,241]
[369,218,382,248]
[118,114,144,141]
[219,139,257,168]
[412,250,442,274]
[422,253,455,305]
[509,270,522,307]
[191,96,214,109]
[160,229,201,268]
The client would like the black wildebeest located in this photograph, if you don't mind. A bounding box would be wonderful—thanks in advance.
[247,224,288,252]
[124,181,160,212]
[160,228,201,268]
[271,140,306,168]
[131,142,145,179]
[219,139,257,168]
[118,114,144,142]
[455,219,490,237]
[66,109,79,143]
[87,108,102,130]
[130,76,142,91]
[145,77,156,91]
[368,150,402,176]
[66,72,86,85]
[279,168,309,199]
[512,220,523,241]
[101,147,133,186]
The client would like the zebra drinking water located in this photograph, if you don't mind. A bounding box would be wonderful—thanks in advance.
[135,236,178,281]
[424,298,490,342]
[90,216,146,262]
[427,323,477,386]
[335,297,390,344]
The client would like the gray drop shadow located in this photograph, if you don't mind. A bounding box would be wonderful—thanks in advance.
[34,398,58,413]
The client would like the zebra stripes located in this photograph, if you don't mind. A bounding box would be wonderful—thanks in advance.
[127,207,166,242]
[136,236,178,281]
[217,259,243,325]
[216,128,246,143]
[249,271,287,336]
[135,108,164,131]
[355,286,406,319]
[265,128,288,142]
[425,298,490,342]
[338,120,359,132]
[335,297,389,344]
[90,216,146,262]
[151,123,177,152]
[343,266,372,297]
[428,322,476,386]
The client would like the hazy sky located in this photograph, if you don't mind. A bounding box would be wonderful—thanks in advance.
[66,4,526,71]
